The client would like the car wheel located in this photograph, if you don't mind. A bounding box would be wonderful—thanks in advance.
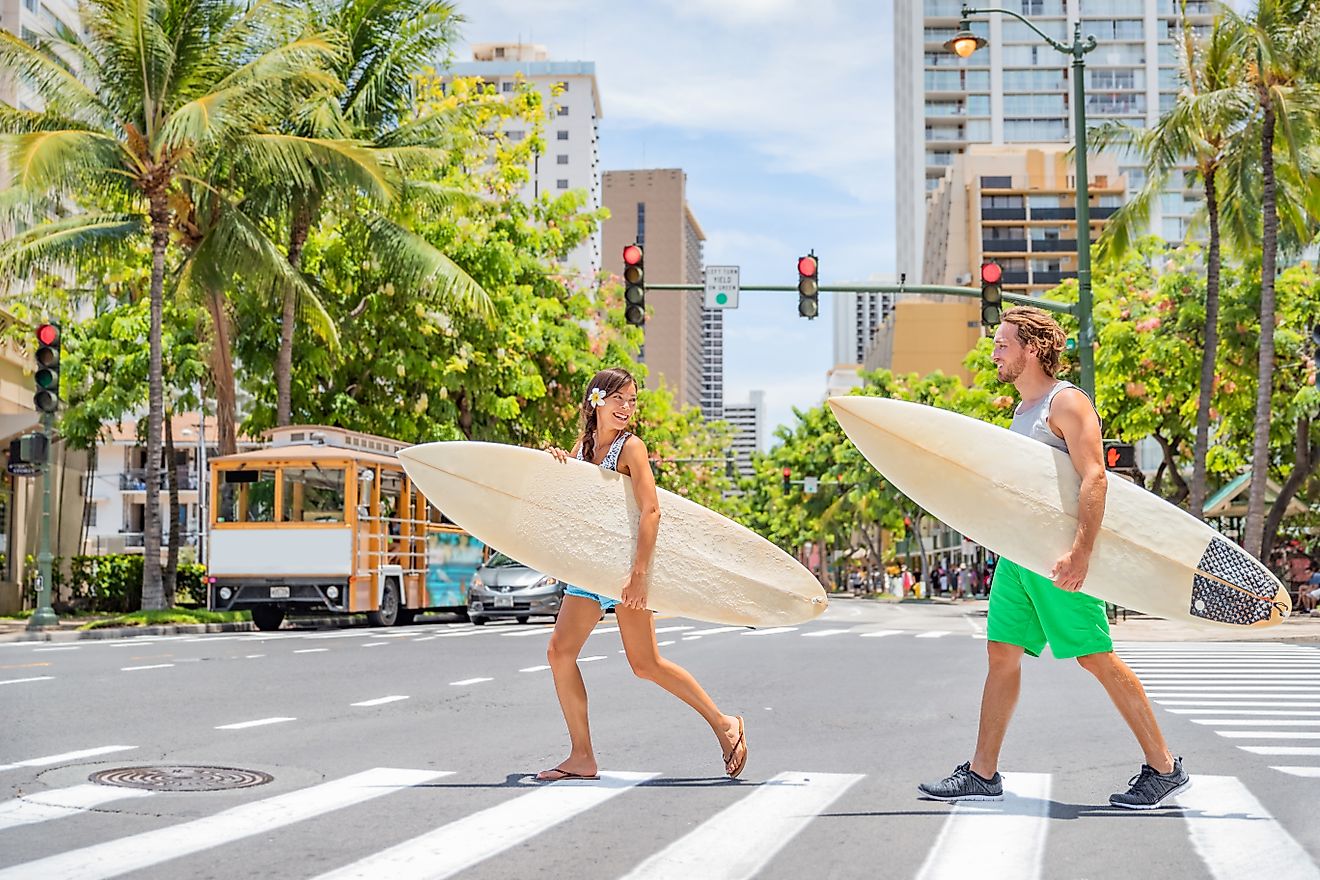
[250,606,285,631]
[367,578,401,627]
[470,615,487,626]
[516,615,530,625]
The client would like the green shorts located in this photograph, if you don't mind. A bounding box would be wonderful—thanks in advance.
[987,558,1112,659]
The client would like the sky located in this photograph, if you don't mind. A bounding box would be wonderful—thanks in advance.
[456,0,898,445]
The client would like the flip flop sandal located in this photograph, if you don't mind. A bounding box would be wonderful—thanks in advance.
[723,716,747,779]
[535,767,600,782]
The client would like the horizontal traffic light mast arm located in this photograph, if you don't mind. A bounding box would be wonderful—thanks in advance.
[645,283,1075,316]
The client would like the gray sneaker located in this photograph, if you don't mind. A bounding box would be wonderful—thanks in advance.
[1109,757,1191,810]
[918,762,1004,801]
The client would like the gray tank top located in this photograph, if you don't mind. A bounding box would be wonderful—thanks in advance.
[1010,380,1083,454]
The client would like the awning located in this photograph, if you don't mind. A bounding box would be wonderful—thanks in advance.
[0,411,40,444]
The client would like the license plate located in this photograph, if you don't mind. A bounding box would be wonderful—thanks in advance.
[494,595,514,609]
[270,586,290,599]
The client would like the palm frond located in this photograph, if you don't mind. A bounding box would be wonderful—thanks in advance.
[0,31,109,127]
[0,213,143,283]
[360,214,489,315]
[235,134,395,204]
[2,128,127,193]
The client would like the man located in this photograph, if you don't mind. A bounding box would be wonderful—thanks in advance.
[918,307,1189,809]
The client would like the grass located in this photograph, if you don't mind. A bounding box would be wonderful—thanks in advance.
[79,608,250,630]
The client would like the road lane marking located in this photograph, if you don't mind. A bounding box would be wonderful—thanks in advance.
[860,630,901,639]
[916,772,1052,880]
[1215,731,1320,739]
[1269,766,1320,777]
[0,784,154,831]
[502,628,555,637]
[802,629,852,638]
[1237,744,1320,761]
[351,696,409,707]
[0,746,136,773]
[653,626,694,634]
[0,767,449,880]
[520,665,551,672]
[293,649,329,654]
[658,640,675,646]
[620,771,863,880]
[449,678,492,686]
[916,631,951,639]
[0,676,55,685]
[579,656,607,663]
[1158,701,1320,708]
[120,664,175,672]
[33,647,78,653]
[742,627,798,637]
[362,642,389,648]
[244,654,264,659]
[1191,719,1320,726]
[685,626,746,636]
[1169,709,1320,716]
[1180,775,1320,880]
[215,717,296,730]
[310,771,656,880]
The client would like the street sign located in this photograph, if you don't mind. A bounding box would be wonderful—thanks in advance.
[7,462,39,477]
[803,476,819,495]
[704,265,740,309]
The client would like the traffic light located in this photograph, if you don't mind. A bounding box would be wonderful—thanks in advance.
[1065,337,1078,353]
[979,261,1003,327]
[797,253,819,319]
[623,244,645,327]
[782,467,791,492]
[33,322,60,413]
[1103,440,1136,471]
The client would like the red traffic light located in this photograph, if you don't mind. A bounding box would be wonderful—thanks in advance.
[782,467,791,478]
[37,323,59,346]
[797,256,817,277]
[980,261,1002,285]
[623,244,643,266]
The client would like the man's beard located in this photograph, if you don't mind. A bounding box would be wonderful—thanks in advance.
[997,355,1025,383]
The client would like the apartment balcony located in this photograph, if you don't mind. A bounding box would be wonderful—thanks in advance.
[1032,271,1075,286]
[1030,208,1076,221]
[1031,239,1078,252]
[982,209,1027,221]
[983,240,1028,253]
[1090,206,1120,220]
[1001,271,1031,285]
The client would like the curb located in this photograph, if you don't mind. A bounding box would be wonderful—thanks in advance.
[0,612,455,643]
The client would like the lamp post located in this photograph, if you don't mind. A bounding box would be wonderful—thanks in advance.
[946,5,1099,400]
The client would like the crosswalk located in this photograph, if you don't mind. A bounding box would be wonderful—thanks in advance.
[1117,642,1320,780]
[1,757,1316,879]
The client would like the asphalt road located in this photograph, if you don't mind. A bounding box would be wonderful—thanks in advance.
[2,600,1319,879]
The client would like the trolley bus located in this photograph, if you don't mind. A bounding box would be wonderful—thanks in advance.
[206,425,481,630]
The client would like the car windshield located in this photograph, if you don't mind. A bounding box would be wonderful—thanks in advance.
[485,551,527,569]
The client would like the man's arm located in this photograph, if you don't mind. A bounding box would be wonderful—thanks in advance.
[1049,389,1107,592]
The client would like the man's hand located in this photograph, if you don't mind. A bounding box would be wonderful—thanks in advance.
[621,570,649,610]
[1050,548,1090,592]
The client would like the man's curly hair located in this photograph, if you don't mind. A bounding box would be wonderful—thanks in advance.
[1001,306,1067,378]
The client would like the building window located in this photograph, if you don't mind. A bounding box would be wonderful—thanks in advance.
[557,80,569,92]
[556,154,569,165]
[636,202,646,246]
[981,176,1013,189]
[507,130,525,141]
[501,81,514,93]
[556,179,569,189]
[85,502,98,528]
[24,0,38,11]
[556,105,568,116]
[557,130,569,141]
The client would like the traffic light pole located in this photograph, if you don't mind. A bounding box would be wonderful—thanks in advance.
[26,410,58,630]
[646,282,1077,317]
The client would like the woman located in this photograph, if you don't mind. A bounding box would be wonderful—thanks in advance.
[538,367,747,781]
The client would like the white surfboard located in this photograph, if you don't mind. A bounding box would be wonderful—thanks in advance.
[397,442,828,626]
[828,396,1290,629]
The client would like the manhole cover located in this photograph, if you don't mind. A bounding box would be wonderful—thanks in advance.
[89,766,274,792]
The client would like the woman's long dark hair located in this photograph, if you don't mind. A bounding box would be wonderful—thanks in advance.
[576,367,638,462]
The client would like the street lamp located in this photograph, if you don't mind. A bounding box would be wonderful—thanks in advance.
[948,4,1099,400]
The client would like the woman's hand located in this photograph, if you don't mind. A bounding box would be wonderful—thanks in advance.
[545,445,569,463]
[621,570,649,611]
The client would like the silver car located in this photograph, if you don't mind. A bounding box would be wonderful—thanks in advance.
[468,551,564,625]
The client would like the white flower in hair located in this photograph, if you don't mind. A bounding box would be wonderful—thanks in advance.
[588,387,606,408]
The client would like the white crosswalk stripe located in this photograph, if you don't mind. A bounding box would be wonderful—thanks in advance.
[1121,642,1320,780]
[1180,775,1320,880]
[0,785,154,831]
[0,746,136,773]
[0,767,448,880]
[620,771,863,880]
[310,771,656,880]
[915,772,1052,880]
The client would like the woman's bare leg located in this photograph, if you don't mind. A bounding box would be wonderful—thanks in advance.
[540,596,606,778]
[615,606,744,773]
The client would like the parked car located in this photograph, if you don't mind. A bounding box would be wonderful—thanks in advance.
[468,551,564,624]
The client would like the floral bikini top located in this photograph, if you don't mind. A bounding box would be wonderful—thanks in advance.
[577,431,631,472]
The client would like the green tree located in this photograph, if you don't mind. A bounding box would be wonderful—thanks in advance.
[0,0,347,607]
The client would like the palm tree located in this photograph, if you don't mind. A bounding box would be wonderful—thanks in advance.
[261,0,488,427]
[1219,0,1320,559]
[0,0,345,607]
[1090,7,1249,522]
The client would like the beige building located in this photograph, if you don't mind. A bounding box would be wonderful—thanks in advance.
[602,169,721,416]
[865,299,981,386]
[924,144,1125,296]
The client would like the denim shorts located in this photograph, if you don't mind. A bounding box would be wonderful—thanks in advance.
[563,585,620,611]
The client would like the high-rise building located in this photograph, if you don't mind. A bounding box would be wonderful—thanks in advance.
[445,43,602,279]
[833,289,896,367]
[894,0,1215,284]
[722,391,764,477]
[602,169,723,418]
[925,144,1125,295]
